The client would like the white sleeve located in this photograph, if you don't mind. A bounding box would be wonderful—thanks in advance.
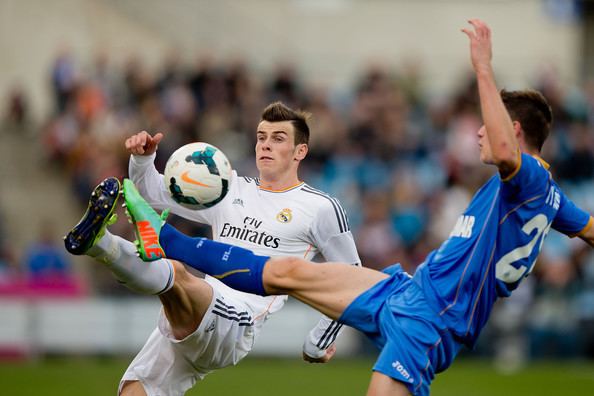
[303,198,361,358]
[311,199,361,265]
[128,153,214,225]
[303,317,345,359]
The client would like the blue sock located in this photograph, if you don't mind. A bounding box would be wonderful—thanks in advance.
[160,223,269,296]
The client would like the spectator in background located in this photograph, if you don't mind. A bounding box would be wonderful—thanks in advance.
[51,49,77,114]
[576,247,594,358]
[3,85,30,133]
[23,220,84,295]
[268,63,300,107]
[528,234,580,359]
[0,207,17,289]
[556,119,594,182]
[356,191,402,271]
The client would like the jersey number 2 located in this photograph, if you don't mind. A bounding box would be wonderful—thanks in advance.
[495,214,552,284]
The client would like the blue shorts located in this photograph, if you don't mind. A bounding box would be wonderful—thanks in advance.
[339,264,461,396]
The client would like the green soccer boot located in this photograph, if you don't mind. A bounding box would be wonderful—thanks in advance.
[122,178,169,261]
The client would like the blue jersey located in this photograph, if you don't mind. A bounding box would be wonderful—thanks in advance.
[414,153,592,347]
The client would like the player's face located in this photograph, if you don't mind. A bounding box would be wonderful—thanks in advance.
[255,121,302,177]
[477,125,494,164]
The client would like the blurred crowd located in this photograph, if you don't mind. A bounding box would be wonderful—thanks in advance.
[3,49,594,362]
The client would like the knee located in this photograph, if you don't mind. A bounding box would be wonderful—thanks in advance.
[159,260,214,339]
[170,259,190,283]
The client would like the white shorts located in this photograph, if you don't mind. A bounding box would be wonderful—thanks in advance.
[118,282,280,396]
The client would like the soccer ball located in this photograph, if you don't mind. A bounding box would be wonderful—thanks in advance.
[163,142,232,210]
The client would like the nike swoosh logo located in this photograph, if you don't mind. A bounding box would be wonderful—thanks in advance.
[181,171,213,187]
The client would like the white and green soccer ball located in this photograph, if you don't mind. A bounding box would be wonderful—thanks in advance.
[164,142,232,210]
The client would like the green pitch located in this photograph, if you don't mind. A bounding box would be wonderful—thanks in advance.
[1,357,593,395]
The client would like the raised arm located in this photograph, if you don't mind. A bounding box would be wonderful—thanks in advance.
[126,131,165,194]
[463,19,520,177]
[125,131,172,208]
[125,131,214,225]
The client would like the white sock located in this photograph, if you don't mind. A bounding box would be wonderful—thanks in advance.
[88,231,175,295]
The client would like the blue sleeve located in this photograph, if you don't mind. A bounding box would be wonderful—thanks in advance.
[552,189,593,237]
[500,153,549,202]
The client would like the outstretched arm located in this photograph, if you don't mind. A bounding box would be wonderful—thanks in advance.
[552,188,594,247]
[463,19,520,177]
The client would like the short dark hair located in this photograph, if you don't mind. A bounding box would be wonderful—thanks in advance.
[260,102,310,145]
[501,89,553,152]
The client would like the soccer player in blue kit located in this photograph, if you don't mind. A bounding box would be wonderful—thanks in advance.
[122,19,594,395]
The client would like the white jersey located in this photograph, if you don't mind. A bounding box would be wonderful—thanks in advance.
[129,153,360,355]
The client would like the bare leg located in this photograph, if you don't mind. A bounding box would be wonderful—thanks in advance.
[158,260,214,340]
[263,257,390,320]
[118,261,212,395]
[366,372,411,396]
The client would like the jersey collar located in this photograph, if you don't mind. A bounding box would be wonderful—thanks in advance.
[532,155,550,170]
[259,181,305,193]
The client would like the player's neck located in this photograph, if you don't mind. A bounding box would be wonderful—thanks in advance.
[259,172,302,192]
[519,138,541,157]
[520,144,541,158]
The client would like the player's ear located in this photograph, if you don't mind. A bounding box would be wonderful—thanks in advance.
[512,121,522,139]
[294,143,308,161]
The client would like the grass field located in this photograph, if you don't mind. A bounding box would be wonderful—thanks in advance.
[1,357,593,395]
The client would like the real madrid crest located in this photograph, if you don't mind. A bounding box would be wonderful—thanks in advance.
[276,208,293,223]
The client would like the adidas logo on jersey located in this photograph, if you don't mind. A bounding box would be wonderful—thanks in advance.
[449,215,475,238]
[232,198,244,206]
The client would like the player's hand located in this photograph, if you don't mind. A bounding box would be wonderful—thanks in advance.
[302,343,336,364]
[125,131,164,156]
[461,19,493,74]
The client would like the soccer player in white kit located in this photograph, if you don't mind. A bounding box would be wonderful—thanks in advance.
[64,102,361,396]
